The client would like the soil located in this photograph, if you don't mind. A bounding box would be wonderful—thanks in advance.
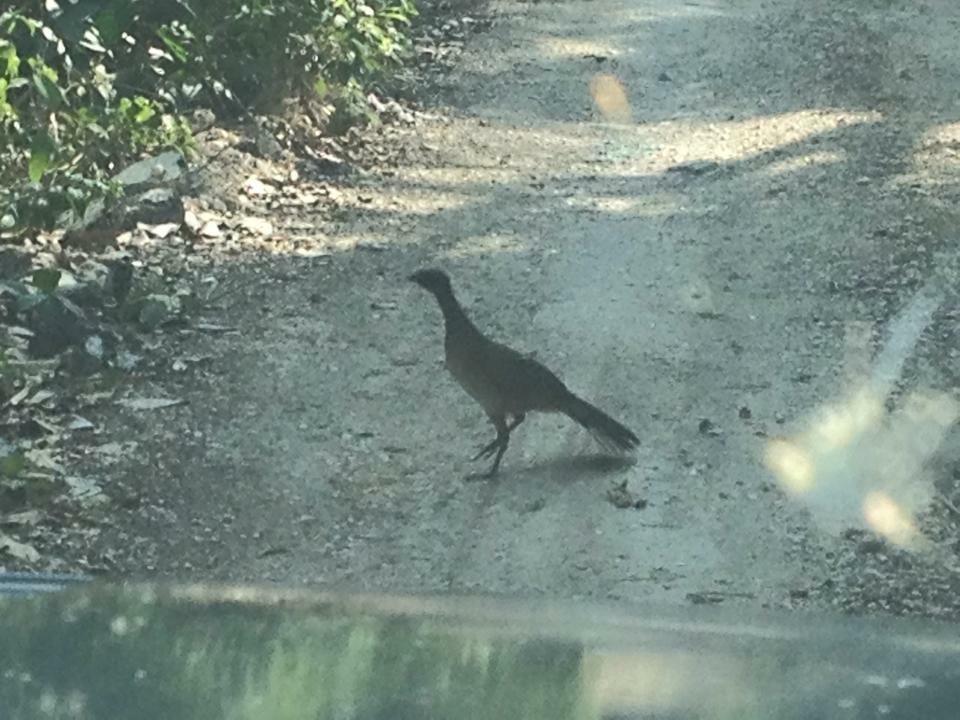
[9,0,960,620]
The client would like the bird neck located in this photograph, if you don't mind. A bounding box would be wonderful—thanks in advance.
[432,286,476,336]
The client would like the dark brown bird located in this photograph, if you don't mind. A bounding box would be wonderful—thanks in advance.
[409,268,639,477]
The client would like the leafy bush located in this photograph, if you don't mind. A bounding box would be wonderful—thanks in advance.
[0,0,418,237]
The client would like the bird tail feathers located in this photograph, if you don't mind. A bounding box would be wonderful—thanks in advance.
[558,392,639,452]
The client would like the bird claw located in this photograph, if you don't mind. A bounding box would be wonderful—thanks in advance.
[472,439,501,461]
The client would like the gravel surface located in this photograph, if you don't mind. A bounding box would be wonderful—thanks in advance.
[33,0,960,618]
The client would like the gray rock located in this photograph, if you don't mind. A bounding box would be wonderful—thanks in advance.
[59,279,106,309]
[190,108,217,133]
[122,187,185,227]
[61,344,105,376]
[0,248,30,280]
[62,152,187,235]
[138,293,181,331]
[105,259,134,305]
[26,295,91,358]
[84,334,105,360]
[254,130,284,160]
[113,151,186,193]
[61,331,121,375]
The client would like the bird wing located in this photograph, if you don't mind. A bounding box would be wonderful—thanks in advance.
[476,339,570,413]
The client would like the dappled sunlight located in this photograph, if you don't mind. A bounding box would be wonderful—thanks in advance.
[402,126,609,173]
[759,150,847,177]
[645,109,884,172]
[537,37,622,61]
[443,232,529,258]
[905,120,960,192]
[334,188,473,215]
[563,193,681,217]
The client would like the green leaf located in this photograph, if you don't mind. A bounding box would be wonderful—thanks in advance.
[28,132,55,183]
[31,68,64,109]
[94,9,121,46]
[0,43,20,78]
[156,26,189,63]
[31,267,61,294]
[313,75,328,97]
[0,445,25,478]
[133,98,156,123]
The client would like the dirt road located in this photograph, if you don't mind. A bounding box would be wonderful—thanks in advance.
[87,0,960,615]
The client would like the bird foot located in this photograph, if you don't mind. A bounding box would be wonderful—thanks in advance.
[471,438,501,461]
[464,469,498,482]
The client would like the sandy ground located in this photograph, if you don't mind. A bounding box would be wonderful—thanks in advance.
[74,0,960,616]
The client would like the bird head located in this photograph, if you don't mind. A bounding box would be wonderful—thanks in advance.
[408,268,453,296]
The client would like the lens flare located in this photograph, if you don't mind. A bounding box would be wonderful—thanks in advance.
[863,491,919,548]
[763,439,815,495]
[589,74,632,123]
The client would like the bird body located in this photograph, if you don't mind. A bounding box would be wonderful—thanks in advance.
[410,268,639,476]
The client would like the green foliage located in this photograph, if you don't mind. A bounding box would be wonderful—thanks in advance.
[0,5,193,234]
[30,267,61,294]
[0,0,418,236]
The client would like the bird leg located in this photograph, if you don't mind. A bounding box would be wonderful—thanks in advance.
[472,414,525,461]
[471,414,525,477]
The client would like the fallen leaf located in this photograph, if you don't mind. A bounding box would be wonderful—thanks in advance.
[199,221,222,238]
[8,386,31,406]
[24,448,64,473]
[64,475,107,505]
[4,509,42,526]
[78,390,115,406]
[141,222,180,239]
[26,389,55,405]
[0,533,40,563]
[7,326,34,339]
[194,322,238,334]
[116,397,186,411]
[240,217,274,236]
[67,416,95,431]
[183,210,203,235]
[93,441,138,463]
[243,177,276,196]
[31,417,62,435]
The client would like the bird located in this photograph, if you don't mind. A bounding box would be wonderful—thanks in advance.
[408,268,639,477]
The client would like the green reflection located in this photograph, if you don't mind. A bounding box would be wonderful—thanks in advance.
[1,584,951,720]
[0,586,589,720]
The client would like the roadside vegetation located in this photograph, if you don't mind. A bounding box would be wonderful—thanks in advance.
[0,0,444,570]
[0,0,418,238]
